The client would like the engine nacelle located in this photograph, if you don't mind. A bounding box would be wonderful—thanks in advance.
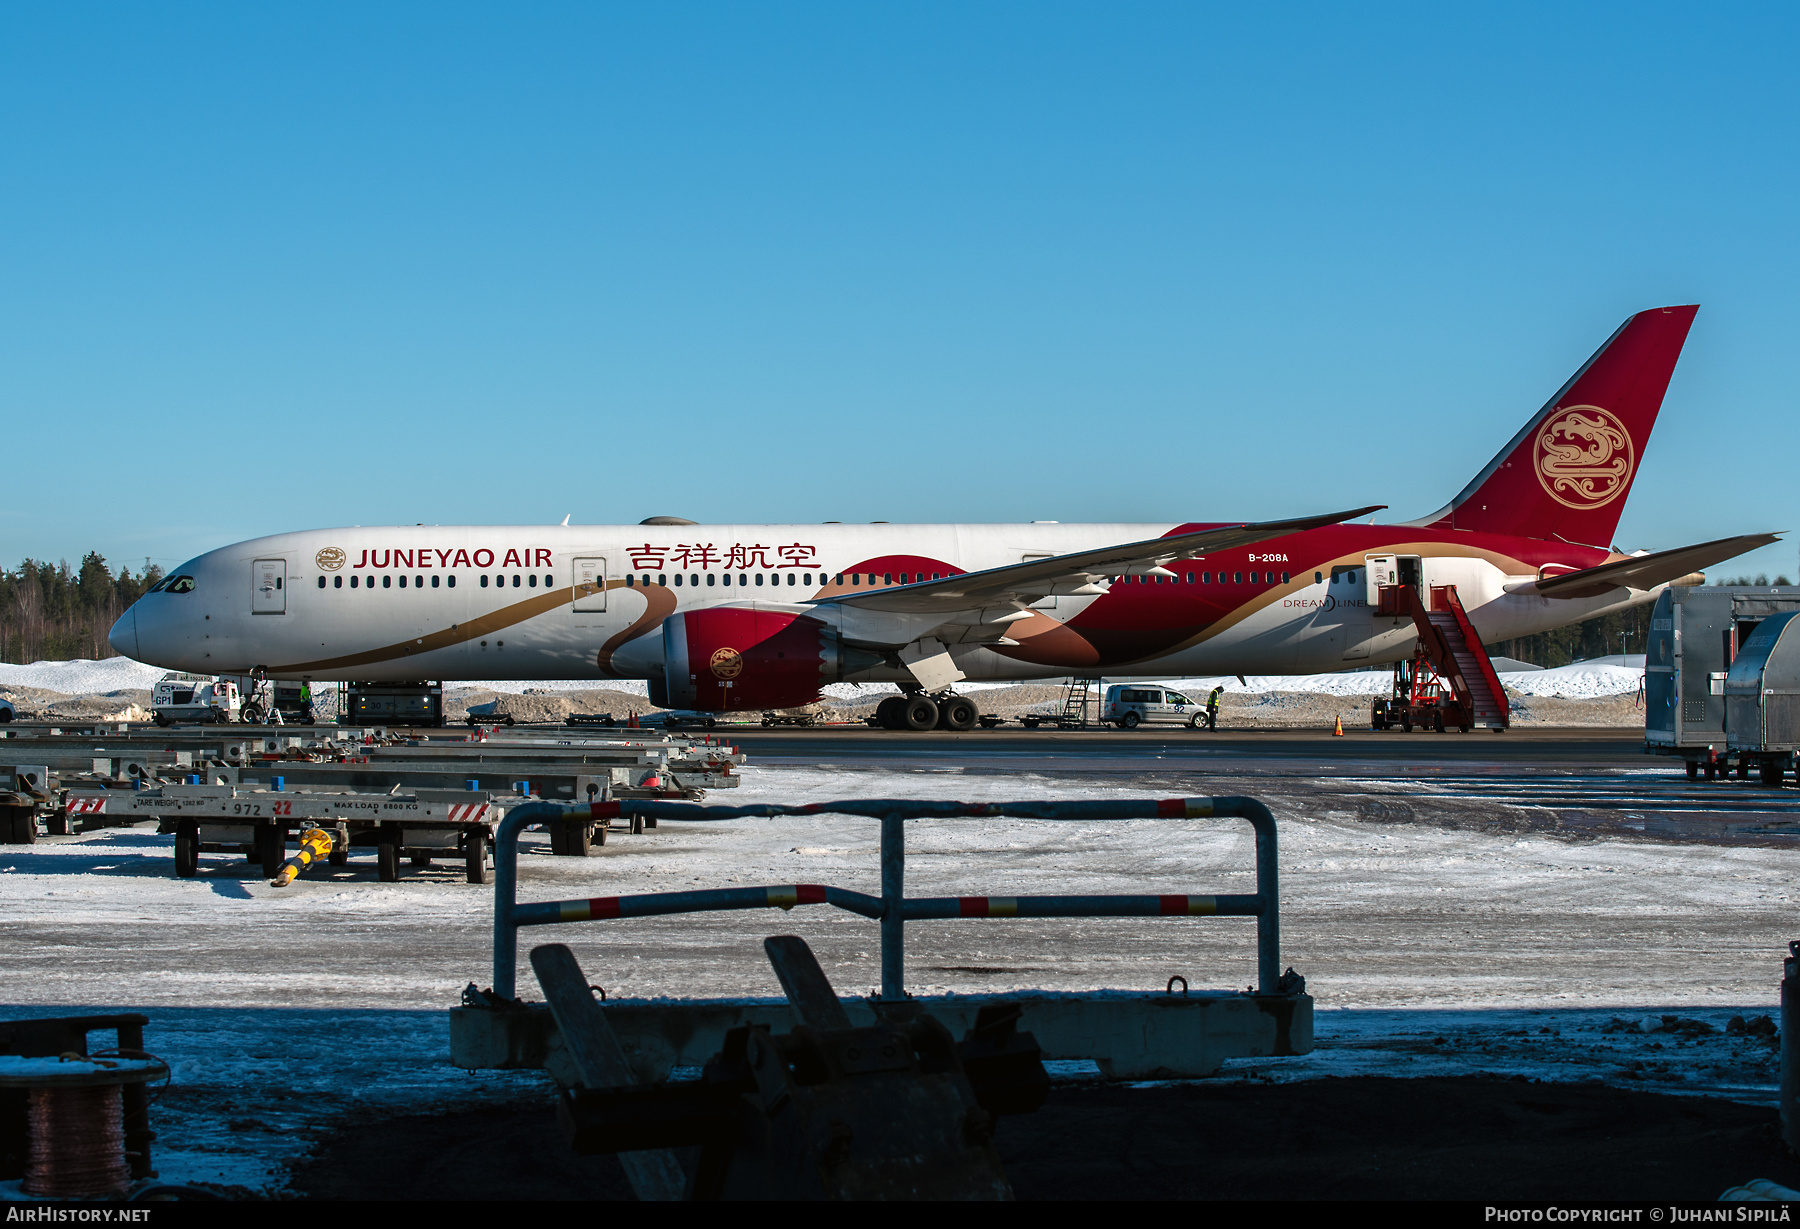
[663,605,849,712]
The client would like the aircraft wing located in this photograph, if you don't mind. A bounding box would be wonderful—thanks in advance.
[1521,532,1783,600]
[818,506,1386,615]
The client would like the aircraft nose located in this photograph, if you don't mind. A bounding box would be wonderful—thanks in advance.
[108,608,140,659]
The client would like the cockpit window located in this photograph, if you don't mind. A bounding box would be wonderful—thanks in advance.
[164,576,196,594]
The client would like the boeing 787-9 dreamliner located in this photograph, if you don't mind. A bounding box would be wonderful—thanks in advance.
[109,305,1776,728]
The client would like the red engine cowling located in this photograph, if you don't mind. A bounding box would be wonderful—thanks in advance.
[662,605,842,711]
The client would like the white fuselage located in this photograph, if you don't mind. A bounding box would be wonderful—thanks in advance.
[110,522,1651,685]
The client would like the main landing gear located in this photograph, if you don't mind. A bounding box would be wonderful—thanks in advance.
[874,692,980,732]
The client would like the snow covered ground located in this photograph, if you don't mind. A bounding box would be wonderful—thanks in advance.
[0,760,1789,1192]
[0,657,1647,704]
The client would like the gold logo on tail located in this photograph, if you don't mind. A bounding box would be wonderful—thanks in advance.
[1535,406,1633,510]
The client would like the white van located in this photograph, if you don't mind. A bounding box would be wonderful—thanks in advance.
[151,673,240,726]
[1102,684,1203,729]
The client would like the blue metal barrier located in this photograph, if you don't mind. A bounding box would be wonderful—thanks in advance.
[491,796,1280,1001]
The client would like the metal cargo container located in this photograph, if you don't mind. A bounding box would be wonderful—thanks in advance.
[1644,585,1800,777]
[1725,611,1800,784]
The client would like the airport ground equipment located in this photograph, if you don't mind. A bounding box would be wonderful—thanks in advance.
[537,937,1038,1200]
[0,1014,159,1187]
[1370,584,1509,733]
[345,680,445,727]
[454,794,1309,1089]
[271,827,335,886]
[1726,612,1800,784]
[1017,679,1106,729]
[150,673,240,726]
[94,782,514,882]
[1648,585,1800,779]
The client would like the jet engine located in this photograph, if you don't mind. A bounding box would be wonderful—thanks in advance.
[662,605,870,711]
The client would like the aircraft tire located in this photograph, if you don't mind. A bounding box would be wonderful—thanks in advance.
[174,831,197,878]
[939,696,979,731]
[465,833,490,884]
[1120,712,1141,730]
[901,696,939,731]
[378,841,400,882]
[875,697,906,730]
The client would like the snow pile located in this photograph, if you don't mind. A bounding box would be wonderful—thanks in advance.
[1155,661,1644,701]
[0,656,1643,704]
[0,658,165,693]
[1498,662,1644,699]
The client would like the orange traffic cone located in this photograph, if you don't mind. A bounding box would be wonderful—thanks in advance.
[1333,713,1344,736]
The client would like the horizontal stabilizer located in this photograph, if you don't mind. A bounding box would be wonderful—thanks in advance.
[1517,532,1782,600]
[823,506,1386,614]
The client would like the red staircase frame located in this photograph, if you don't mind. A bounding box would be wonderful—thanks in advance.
[1377,584,1510,731]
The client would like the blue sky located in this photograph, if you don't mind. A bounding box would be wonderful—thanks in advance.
[3,3,1797,579]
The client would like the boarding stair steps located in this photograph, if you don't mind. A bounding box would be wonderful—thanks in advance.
[1059,677,1095,728]
[1381,583,1510,731]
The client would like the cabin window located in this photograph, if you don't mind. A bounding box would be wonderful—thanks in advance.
[351,576,359,589]
[706,574,716,587]
[1315,572,1323,585]
[1233,572,1242,584]
[513,575,521,587]
[528,574,537,588]
[334,576,342,589]
[883,573,893,585]
[480,575,488,588]
[754,573,763,586]
[399,575,407,588]
[1282,572,1290,584]
[317,576,326,589]
[448,575,455,588]
[432,575,440,588]
[626,574,635,587]
[657,574,666,586]
[1186,572,1194,583]
[416,575,424,588]
[383,576,392,589]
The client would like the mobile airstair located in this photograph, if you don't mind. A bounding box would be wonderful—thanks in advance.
[1373,585,1509,733]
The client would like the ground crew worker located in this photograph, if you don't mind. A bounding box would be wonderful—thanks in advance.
[1206,685,1224,730]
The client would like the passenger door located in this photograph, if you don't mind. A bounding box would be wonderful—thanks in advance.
[572,557,607,614]
[252,559,286,615]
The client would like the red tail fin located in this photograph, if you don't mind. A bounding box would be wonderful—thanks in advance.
[1415,305,1698,546]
